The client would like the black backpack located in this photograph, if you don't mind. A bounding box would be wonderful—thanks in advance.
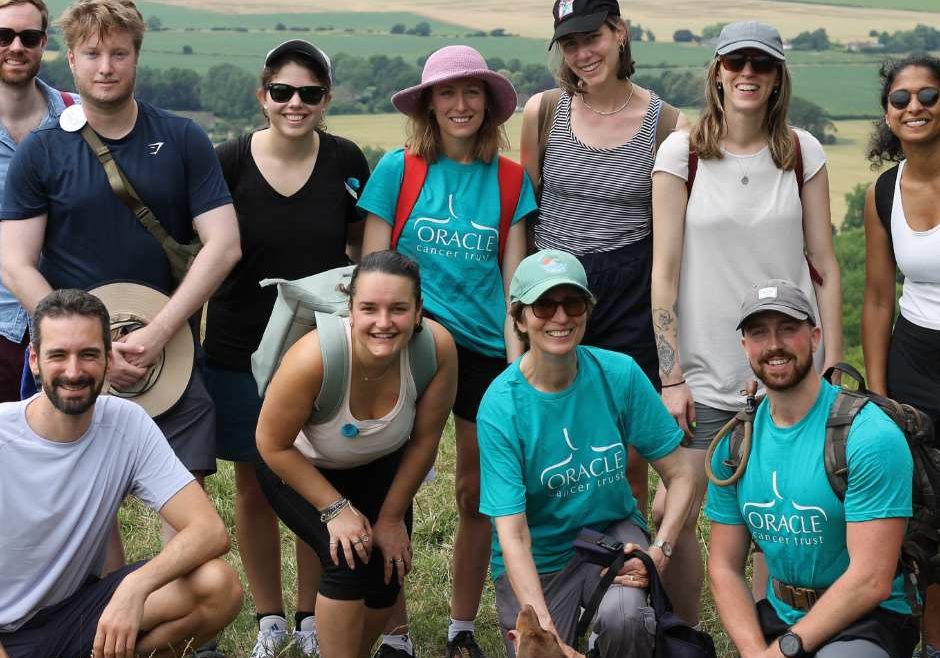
[874,163,900,243]
[706,363,940,612]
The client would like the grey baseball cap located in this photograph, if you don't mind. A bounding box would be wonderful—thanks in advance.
[715,21,785,61]
[737,279,816,330]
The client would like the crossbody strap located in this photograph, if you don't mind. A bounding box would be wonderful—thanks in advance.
[79,124,177,250]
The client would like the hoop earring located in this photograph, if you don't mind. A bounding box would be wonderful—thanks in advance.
[414,321,424,334]
[619,41,625,54]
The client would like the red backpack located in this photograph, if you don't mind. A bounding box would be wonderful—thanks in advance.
[390,149,525,267]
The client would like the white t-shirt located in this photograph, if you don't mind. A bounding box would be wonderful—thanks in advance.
[652,128,827,410]
[0,396,193,631]
[892,159,940,330]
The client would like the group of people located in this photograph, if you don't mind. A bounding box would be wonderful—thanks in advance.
[0,0,936,656]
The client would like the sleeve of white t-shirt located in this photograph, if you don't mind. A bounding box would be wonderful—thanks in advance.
[651,129,692,182]
[794,128,827,183]
[125,404,195,512]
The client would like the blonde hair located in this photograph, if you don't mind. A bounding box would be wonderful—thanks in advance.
[404,84,509,164]
[56,0,145,53]
[0,0,48,30]
[690,57,796,170]
[549,17,635,96]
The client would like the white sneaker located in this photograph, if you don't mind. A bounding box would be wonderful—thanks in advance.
[249,622,289,658]
[293,629,319,657]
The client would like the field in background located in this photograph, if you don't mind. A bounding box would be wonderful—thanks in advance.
[770,0,940,10]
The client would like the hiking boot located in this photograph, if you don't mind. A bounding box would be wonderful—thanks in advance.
[293,628,320,657]
[193,639,227,658]
[373,642,414,658]
[249,623,289,658]
[446,631,487,658]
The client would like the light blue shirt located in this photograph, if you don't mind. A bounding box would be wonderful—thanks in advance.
[357,148,536,358]
[706,380,914,625]
[0,78,75,342]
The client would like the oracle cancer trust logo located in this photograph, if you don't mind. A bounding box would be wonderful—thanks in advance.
[743,471,829,547]
[540,256,567,275]
[539,427,625,499]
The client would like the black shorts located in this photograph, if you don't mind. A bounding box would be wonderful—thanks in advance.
[453,343,508,422]
[578,236,660,391]
[0,561,146,658]
[257,446,412,609]
[888,313,940,424]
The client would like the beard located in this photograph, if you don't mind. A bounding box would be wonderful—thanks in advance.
[39,370,106,416]
[750,347,814,392]
[0,56,41,86]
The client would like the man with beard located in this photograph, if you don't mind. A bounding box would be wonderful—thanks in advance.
[0,0,239,482]
[0,0,74,403]
[0,288,243,658]
[705,279,918,658]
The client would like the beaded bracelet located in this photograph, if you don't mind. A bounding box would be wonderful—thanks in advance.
[319,497,350,523]
[661,380,686,389]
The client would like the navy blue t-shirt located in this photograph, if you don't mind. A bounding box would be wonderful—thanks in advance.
[0,101,232,293]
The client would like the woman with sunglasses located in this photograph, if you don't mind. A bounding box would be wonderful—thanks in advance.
[203,39,371,656]
[650,21,842,625]
[863,54,940,658]
[477,249,695,657]
[519,0,689,526]
[359,45,536,657]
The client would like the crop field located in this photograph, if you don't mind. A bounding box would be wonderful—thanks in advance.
[771,0,940,11]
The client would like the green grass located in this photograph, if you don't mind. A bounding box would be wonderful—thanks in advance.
[119,418,739,657]
[769,0,940,12]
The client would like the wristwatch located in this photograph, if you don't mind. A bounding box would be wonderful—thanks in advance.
[778,631,806,658]
[651,538,673,558]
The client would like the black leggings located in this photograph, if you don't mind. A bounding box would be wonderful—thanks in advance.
[256,446,412,609]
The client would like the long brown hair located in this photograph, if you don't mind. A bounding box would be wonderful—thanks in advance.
[549,17,635,96]
[404,82,509,164]
[690,57,797,170]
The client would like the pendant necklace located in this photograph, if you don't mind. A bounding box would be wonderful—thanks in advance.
[581,83,635,116]
[353,347,395,382]
[733,156,751,186]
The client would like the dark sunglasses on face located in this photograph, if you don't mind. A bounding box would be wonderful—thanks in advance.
[265,83,328,105]
[718,51,779,75]
[530,296,589,320]
[887,87,940,110]
[0,28,45,48]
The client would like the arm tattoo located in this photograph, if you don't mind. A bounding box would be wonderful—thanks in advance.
[653,305,679,376]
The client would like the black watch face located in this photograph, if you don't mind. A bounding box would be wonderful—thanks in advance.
[779,633,802,657]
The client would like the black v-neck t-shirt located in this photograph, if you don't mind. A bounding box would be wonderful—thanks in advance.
[205,130,369,370]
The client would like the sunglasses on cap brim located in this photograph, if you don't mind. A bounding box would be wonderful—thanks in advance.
[887,87,940,110]
[265,83,328,105]
[718,51,780,75]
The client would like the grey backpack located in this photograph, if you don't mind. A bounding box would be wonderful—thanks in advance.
[251,264,437,422]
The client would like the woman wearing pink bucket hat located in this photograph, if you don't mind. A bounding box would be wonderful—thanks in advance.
[359,44,537,658]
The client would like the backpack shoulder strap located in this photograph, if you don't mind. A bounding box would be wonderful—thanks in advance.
[791,129,805,200]
[537,89,562,191]
[686,137,699,197]
[824,389,869,501]
[655,100,680,154]
[391,149,428,251]
[496,155,525,266]
[310,312,350,424]
[408,322,438,398]
[59,90,74,108]
[875,164,900,244]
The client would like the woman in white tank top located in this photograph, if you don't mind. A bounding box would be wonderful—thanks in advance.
[862,54,940,657]
[255,251,458,658]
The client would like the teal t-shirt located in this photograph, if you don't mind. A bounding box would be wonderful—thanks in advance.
[357,148,537,358]
[705,380,913,625]
[477,346,684,579]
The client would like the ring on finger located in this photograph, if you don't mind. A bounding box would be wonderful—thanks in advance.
[361,535,370,542]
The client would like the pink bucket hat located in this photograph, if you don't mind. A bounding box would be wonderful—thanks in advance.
[391,45,518,125]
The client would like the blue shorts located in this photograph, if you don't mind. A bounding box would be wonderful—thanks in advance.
[0,561,146,658]
[205,364,263,463]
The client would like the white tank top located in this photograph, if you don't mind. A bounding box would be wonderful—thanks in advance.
[295,318,418,469]
[892,160,940,330]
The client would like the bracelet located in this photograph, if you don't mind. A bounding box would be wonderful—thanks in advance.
[319,497,350,523]
[661,380,686,389]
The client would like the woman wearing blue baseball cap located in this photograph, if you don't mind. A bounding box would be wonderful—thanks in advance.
[477,249,696,657]
[649,21,842,625]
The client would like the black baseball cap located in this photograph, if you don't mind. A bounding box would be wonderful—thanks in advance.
[550,0,621,48]
[264,39,333,87]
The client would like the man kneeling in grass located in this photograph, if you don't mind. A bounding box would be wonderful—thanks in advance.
[0,289,242,658]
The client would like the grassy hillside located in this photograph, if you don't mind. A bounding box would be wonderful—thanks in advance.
[770,0,940,11]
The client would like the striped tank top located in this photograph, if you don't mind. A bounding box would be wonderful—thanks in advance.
[535,91,663,255]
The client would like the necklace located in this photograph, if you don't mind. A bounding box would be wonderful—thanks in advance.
[732,155,752,186]
[580,83,635,116]
[352,347,395,382]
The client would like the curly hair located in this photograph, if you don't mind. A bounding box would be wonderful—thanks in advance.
[867,54,940,169]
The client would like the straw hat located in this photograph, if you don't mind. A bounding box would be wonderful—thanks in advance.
[89,282,194,418]
[391,45,518,125]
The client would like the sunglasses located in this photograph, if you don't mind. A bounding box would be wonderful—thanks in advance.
[718,52,779,75]
[887,87,940,110]
[265,83,328,105]
[530,295,589,320]
[0,28,45,48]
